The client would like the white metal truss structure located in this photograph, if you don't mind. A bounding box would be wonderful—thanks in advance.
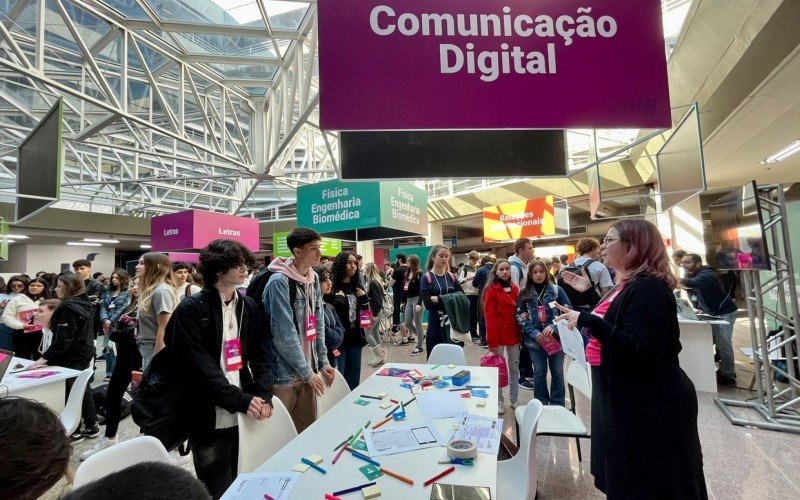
[0,0,335,219]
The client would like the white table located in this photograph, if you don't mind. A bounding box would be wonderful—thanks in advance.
[1,356,81,412]
[678,318,729,393]
[255,363,499,499]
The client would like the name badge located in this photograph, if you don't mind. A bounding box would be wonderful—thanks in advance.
[359,309,373,327]
[537,305,547,323]
[108,303,116,310]
[333,348,341,358]
[224,339,243,372]
[403,280,409,291]
[306,315,317,341]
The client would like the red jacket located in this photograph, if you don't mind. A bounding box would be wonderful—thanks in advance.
[483,281,522,348]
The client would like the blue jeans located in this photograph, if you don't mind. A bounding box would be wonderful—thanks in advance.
[713,311,737,379]
[528,344,566,406]
[137,342,155,371]
[337,344,363,390]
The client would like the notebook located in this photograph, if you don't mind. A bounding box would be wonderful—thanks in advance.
[0,349,14,382]
[430,484,491,500]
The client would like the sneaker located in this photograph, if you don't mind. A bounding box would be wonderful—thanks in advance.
[169,448,192,466]
[498,402,506,415]
[510,401,519,409]
[394,338,411,346]
[80,436,118,461]
[408,336,416,343]
[82,422,101,439]
[103,376,111,382]
[69,431,84,445]
[518,379,535,391]
[716,372,737,387]
[478,341,489,348]
[410,347,424,356]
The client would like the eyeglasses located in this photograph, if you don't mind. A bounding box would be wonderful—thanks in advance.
[235,264,249,272]
[10,283,24,289]
[602,237,621,245]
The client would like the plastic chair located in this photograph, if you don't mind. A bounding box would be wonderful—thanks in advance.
[60,368,94,436]
[516,360,592,461]
[237,396,298,474]
[498,399,543,500]
[315,369,351,417]
[427,344,466,366]
[72,436,171,487]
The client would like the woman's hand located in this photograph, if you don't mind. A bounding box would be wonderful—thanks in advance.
[103,320,111,333]
[560,268,593,292]
[541,325,555,341]
[415,304,422,313]
[554,303,581,330]
[355,288,366,297]
[247,397,263,419]
[28,358,47,369]
[431,296,439,303]
[336,290,345,296]
[321,366,336,387]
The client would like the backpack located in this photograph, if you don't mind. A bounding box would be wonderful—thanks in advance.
[556,259,601,309]
[510,260,525,283]
[246,269,297,306]
[92,383,134,420]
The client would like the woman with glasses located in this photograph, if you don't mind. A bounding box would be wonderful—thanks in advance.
[2,276,51,359]
[557,220,707,499]
[135,253,178,370]
[99,269,132,380]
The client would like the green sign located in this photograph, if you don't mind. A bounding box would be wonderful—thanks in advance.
[0,220,7,261]
[297,179,427,240]
[390,246,433,267]
[273,231,343,258]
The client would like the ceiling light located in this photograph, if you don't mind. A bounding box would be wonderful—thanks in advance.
[761,139,800,164]
[66,242,101,247]
[4,234,28,239]
[83,238,120,244]
[140,244,152,249]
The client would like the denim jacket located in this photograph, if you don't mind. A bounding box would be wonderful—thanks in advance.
[263,272,329,386]
[516,284,572,349]
[99,289,131,325]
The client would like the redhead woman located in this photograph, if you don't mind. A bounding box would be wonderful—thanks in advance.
[557,219,707,499]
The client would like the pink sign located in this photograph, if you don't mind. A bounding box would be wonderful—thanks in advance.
[167,252,200,263]
[319,0,670,130]
[151,210,260,252]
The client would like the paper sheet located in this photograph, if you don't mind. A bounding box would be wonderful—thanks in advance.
[220,472,299,500]
[556,319,587,366]
[448,414,503,455]
[416,391,469,420]
[364,423,445,457]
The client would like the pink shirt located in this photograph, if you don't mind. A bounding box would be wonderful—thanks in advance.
[586,285,625,366]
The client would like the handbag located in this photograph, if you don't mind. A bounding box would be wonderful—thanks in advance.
[131,347,189,451]
[480,352,509,388]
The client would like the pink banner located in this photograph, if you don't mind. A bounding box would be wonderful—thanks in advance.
[319,0,670,130]
[151,210,260,252]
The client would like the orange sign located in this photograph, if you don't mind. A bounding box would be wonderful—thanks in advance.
[483,196,561,242]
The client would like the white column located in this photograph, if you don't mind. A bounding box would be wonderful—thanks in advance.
[669,195,705,256]
[356,240,375,263]
[426,221,443,246]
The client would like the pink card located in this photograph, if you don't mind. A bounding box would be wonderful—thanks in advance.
[16,370,58,378]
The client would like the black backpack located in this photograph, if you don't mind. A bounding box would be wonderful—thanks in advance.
[246,269,297,306]
[92,383,133,420]
[556,259,601,309]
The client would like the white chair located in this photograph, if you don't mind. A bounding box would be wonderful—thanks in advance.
[498,399,543,500]
[315,369,351,417]
[516,360,592,461]
[427,344,466,366]
[237,396,298,474]
[72,436,171,487]
[61,368,94,436]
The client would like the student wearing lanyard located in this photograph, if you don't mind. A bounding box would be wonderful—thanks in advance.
[420,244,463,359]
[166,239,273,499]
[556,220,706,499]
[264,227,335,433]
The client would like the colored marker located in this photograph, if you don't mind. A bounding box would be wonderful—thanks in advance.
[384,405,400,418]
[346,447,381,467]
[364,420,371,428]
[332,482,377,497]
[372,415,393,429]
[360,394,382,400]
[449,387,470,391]
[404,396,416,406]
[301,457,326,474]
[390,398,399,404]
[466,385,490,389]
[431,364,441,370]
[264,495,275,500]
[423,466,456,487]
[380,467,415,486]
[333,436,352,452]
[324,495,343,500]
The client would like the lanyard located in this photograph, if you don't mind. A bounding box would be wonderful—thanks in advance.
[432,272,451,296]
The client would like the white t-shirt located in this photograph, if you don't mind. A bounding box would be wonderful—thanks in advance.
[177,282,201,301]
[574,256,614,291]
[215,292,241,429]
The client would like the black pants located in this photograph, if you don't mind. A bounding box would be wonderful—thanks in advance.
[590,366,606,493]
[478,317,487,344]
[190,427,239,499]
[392,293,404,326]
[105,332,142,437]
[65,370,98,428]
[467,295,479,339]
[12,329,42,360]
[518,344,533,380]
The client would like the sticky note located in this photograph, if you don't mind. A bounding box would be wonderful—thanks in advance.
[378,392,388,398]
[292,462,310,472]
[380,402,393,409]
[352,439,368,452]
[354,399,371,406]
[362,484,382,499]
[447,364,456,369]
[476,400,487,408]
[307,454,323,464]
[359,463,383,481]
[471,389,489,398]
[435,381,450,389]
[460,392,471,398]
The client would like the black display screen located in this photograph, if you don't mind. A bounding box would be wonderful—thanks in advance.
[708,180,770,271]
[16,99,62,223]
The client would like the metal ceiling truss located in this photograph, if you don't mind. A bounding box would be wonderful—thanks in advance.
[0,0,331,220]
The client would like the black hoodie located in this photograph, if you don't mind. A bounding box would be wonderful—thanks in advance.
[42,293,95,370]
[681,266,737,316]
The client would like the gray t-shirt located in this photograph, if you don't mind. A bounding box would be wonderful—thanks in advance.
[137,283,177,343]
[574,256,614,291]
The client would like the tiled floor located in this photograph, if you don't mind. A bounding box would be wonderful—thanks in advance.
[44,316,800,499]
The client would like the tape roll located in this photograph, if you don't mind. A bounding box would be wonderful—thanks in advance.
[447,439,478,459]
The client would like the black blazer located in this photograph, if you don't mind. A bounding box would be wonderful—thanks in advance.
[578,276,707,499]
[165,287,272,439]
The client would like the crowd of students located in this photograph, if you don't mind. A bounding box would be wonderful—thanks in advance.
[1,220,713,499]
